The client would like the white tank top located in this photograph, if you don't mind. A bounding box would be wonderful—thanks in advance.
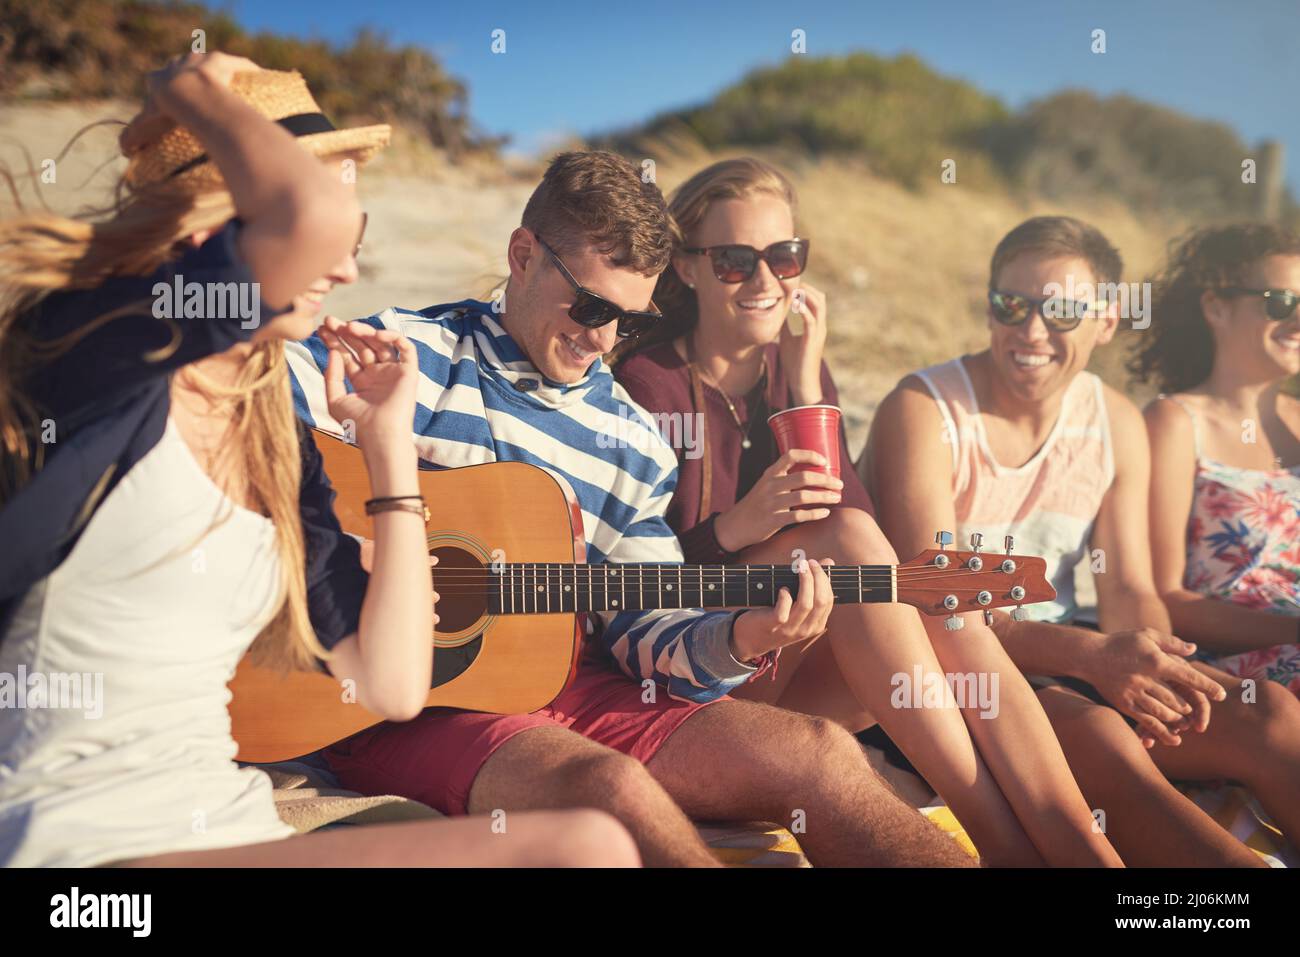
[0,418,293,866]
[912,357,1115,624]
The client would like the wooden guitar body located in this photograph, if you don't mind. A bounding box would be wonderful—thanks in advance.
[228,434,586,762]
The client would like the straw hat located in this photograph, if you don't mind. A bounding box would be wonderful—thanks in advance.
[124,69,391,190]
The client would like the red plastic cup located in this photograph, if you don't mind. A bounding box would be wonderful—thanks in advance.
[768,405,842,508]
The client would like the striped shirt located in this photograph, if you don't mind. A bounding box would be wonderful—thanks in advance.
[285,300,756,702]
[912,356,1115,623]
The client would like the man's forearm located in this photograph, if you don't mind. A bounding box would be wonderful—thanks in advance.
[989,613,1104,680]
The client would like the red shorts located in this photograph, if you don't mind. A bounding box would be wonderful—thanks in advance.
[323,659,721,815]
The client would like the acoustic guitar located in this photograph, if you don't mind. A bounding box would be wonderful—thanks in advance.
[228,430,1055,761]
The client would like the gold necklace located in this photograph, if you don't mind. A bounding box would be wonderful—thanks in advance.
[687,340,767,450]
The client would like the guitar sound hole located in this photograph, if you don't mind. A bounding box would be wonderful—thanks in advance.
[431,546,489,633]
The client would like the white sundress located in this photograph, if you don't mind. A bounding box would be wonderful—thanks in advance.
[0,419,295,866]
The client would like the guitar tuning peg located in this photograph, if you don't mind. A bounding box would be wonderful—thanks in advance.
[943,614,965,631]
[983,609,994,626]
[935,530,953,551]
[970,532,983,553]
[1011,607,1028,621]
[1004,535,1015,554]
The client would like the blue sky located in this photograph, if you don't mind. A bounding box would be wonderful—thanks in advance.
[228,0,1300,191]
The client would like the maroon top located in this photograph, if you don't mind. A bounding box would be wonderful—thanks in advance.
[615,339,875,564]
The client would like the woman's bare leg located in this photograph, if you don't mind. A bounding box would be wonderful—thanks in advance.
[1038,686,1264,868]
[923,611,1121,865]
[1149,664,1300,845]
[730,508,1053,866]
[112,809,640,868]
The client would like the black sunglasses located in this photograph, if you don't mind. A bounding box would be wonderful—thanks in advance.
[536,236,661,339]
[987,289,1104,333]
[682,239,810,284]
[1219,287,1300,321]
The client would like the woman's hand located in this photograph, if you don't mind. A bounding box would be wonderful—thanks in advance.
[779,282,828,407]
[120,51,261,155]
[713,449,843,552]
[731,557,836,659]
[1079,628,1227,748]
[320,316,418,453]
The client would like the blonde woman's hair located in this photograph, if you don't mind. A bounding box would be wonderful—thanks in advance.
[0,154,325,672]
[608,156,798,366]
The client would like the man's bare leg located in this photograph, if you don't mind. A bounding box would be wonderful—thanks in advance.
[467,725,720,867]
[115,809,639,867]
[1037,686,1264,867]
[646,698,976,867]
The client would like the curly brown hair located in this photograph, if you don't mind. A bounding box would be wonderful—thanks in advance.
[1128,223,1300,394]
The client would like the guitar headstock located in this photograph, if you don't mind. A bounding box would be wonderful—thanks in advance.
[896,532,1055,630]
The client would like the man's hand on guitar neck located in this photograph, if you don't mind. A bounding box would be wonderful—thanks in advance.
[729,557,836,662]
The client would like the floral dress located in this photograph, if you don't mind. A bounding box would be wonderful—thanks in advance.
[1169,397,1300,696]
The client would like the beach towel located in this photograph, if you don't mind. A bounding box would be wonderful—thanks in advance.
[919,785,1295,867]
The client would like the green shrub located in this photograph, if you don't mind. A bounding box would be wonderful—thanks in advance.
[601,52,1295,223]
[984,90,1290,221]
[604,52,1009,188]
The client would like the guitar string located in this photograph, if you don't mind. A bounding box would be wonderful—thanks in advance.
[422,567,1024,585]
[419,563,1030,580]
[426,566,1024,582]
[434,579,1034,608]
[423,566,1035,607]
[424,570,1036,603]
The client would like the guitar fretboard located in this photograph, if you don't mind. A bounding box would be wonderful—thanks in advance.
[479,563,896,614]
